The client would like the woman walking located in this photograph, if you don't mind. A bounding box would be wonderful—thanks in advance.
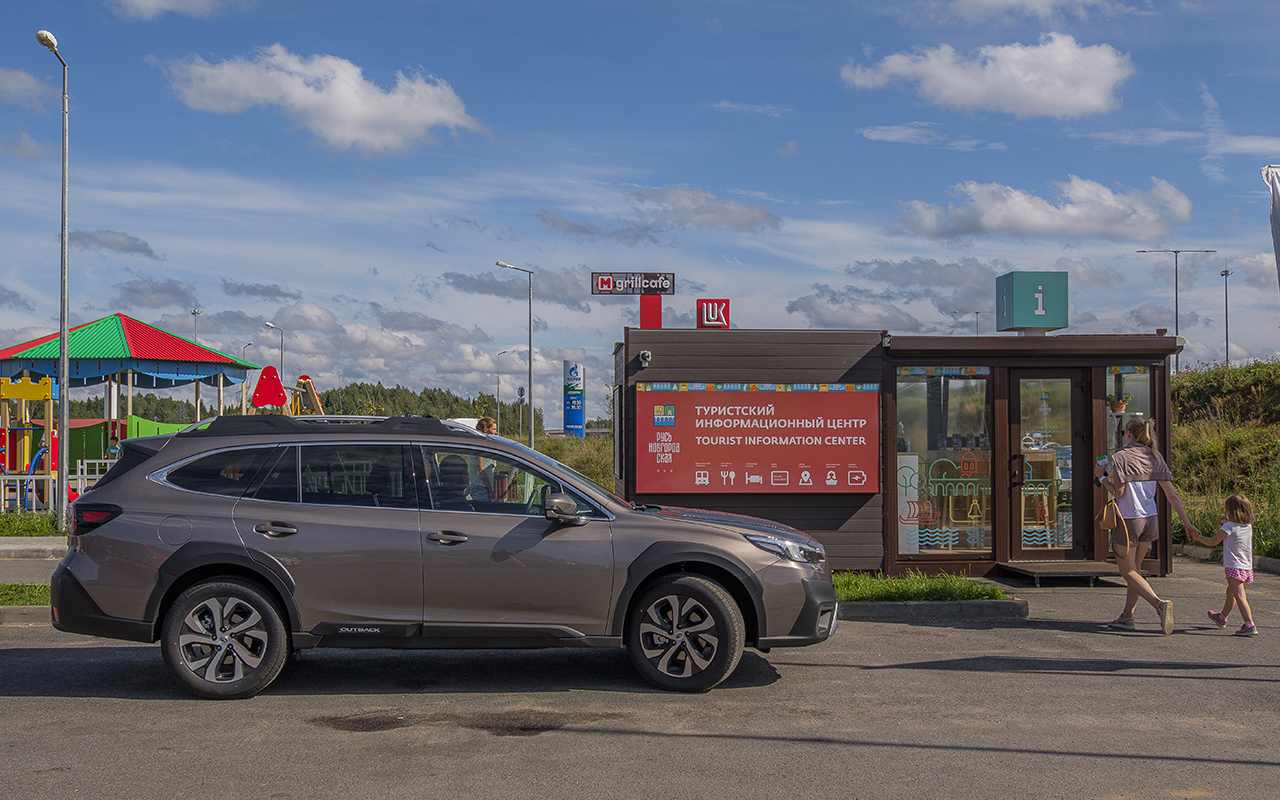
[1093,418,1200,634]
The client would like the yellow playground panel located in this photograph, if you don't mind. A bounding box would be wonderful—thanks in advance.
[1,377,55,476]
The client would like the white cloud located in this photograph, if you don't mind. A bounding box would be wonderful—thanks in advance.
[628,185,781,232]
[70,229,163,259]
[858,122,1004,151]
[164,44,485,153]
[0,68,52,111]
[109,0,251,20]
[711,101,791,118]
[0,131,47,160]
[785,284,922,331]
[897,175,1192,240]
[841,33,1133,119]
[946,0,1138,20]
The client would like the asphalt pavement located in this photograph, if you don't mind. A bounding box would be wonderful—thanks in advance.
[2,552,1278,800]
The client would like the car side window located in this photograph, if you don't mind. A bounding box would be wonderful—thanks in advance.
[248,446,299,503]
[420,447,593,516]
[299,444,409,509]
[164,447,275,497]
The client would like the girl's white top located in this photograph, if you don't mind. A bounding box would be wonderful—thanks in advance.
[1221,521,1254,571]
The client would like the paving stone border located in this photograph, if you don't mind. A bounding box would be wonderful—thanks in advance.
[837,598,1028,622]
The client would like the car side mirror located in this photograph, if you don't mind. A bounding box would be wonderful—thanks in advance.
[544,492,588,526]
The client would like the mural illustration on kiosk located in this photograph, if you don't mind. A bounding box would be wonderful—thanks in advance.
[636,382,880,494]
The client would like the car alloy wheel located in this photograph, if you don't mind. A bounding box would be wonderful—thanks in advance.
[161,579,288,700]
[626,575,744,692]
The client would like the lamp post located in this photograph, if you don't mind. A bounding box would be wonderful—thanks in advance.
[496,349,509,435]
[948,310,989,336]
[37,29,69,532]
[496,261,534,448]
[240,342,253,414]
[264,322,285,378]
[191,308,202,420]
[1136,248,1216,371]
[1220,269,1233,365]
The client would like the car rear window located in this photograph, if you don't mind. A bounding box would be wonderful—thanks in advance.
[165,447,275,497]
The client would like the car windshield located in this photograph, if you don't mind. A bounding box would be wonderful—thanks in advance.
[494,436,628,506]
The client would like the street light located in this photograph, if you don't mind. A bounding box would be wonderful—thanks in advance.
[496,261,534,448]
[263,322,285,377]
[1221,269,1233,365]
[1136,248,1216,371]
[37,29,69,532]
[496,349,509,435]
[949,310,989,336]
[191,308,201,420]
[240,342,253,414]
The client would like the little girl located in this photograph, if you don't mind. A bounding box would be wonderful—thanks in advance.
[1190,494,1257,636]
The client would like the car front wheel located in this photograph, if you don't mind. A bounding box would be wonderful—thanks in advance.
[625,574,745,692]
[160,578,289,700]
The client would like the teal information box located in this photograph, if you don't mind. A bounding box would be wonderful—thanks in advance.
[996,271,1068,332]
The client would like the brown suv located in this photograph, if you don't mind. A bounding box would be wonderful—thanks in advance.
[52,415,836,698]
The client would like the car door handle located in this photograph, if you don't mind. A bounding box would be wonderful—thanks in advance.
[253,522,298,537]
[426,531,469,544]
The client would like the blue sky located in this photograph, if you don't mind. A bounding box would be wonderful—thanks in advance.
[3,0,1279,427]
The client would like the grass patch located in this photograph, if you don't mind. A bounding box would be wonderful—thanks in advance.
[0,512,59,537]
[833,569,1007,602]
[0,583,51,606]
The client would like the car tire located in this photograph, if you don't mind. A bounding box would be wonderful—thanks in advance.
[160,578,289,700]
[625,574,744,692]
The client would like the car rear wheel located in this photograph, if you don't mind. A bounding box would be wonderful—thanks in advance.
[160,579,288,700]
[625,574,744,692]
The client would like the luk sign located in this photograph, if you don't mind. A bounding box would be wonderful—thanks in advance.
[591,272,675,295]
[635,382,880,495]
[696,299,729,328]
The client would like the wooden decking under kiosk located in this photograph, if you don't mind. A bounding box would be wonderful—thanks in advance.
[998,561,1147,587]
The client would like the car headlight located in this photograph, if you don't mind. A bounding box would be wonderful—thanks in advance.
[744,533,825,564]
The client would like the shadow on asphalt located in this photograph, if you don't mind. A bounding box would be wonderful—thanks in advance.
[0,645,780,699]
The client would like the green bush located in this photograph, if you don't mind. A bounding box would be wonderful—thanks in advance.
[1169,364,1280,559]
[0,512,59,537]
[0,583,51,605]
[833,569,1007,602]
[535,434,614,489]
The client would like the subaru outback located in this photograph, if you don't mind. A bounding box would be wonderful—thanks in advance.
[52,415,836,698]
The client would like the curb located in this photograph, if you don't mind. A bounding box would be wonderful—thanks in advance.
[1175,544,1280,576]
[0,605,49,625]
[838,598,1028,622]
[0,536,68,560]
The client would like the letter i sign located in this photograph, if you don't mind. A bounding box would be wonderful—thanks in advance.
[697,299,730,328]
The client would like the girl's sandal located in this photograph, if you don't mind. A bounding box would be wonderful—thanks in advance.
[1107,617,1136,631]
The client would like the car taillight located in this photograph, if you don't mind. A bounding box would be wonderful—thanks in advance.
[72,502,122,534]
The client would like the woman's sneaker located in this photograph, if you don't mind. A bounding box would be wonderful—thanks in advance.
[1234,624,1258,637]
[1207,611,1228,628]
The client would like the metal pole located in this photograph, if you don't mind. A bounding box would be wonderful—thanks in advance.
[37,31,70,532]
[1137,248,1215,372]
[241,342,252,414]
[1221,269,1233,365]
[191,308,201,420]
[497,261,534,448]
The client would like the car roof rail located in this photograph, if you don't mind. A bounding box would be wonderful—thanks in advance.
[176,415,458,437]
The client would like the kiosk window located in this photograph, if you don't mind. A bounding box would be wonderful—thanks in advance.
[894,367,993,555]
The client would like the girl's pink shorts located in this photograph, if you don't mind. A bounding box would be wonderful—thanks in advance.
[1225,567,1254,584]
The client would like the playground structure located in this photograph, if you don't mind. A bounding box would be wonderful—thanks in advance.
[1,314,258,518]
[1,377,58,512]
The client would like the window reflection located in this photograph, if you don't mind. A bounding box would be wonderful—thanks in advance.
[895,368,993,555]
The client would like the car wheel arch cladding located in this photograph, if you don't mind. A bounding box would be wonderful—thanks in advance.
[149,543,300,640]
[612,542,764,642]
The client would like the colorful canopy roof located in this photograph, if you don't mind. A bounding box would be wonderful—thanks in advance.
[0,314,258,389]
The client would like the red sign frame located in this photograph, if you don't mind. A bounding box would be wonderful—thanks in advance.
[635,383,880,494]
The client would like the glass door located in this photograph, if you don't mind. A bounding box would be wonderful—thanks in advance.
[1009,370,1087,560]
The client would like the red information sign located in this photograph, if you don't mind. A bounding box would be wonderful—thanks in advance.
[635,382,880,494]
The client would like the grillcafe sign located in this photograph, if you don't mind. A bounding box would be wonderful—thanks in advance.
[591,272,675,295]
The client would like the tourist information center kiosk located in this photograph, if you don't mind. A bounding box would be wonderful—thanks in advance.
[613,326,1181,580]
